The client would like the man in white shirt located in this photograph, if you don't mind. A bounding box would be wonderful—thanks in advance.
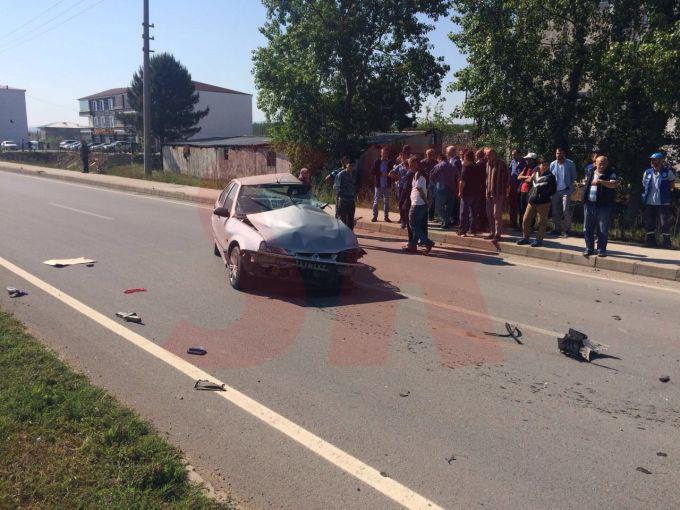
[549,147,577,237]
[402,158,435,254]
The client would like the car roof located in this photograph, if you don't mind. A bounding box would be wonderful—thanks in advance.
[233,173,302,186]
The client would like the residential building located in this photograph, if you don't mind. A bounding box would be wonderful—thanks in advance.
[0,85,29,145]
[163,136,291,180]
[37,121,88,148]
[78,88,134,144]
[78,81,252,144]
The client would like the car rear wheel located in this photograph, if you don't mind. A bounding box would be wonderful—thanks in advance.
[214,242,221,257]
[227,245,249,290]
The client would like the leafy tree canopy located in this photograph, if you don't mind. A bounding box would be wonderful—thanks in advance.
[122,52,209,146]
[253,0,452,169]
[449,0,679,184]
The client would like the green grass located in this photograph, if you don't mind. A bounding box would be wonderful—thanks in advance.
[102,164,226,190]
[0,309,234,510]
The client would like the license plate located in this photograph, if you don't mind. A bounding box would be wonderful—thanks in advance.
[295,260,330,272]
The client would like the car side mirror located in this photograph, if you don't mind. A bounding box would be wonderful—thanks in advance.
[213,206,230,218]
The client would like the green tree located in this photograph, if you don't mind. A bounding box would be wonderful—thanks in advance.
[449,0,679,185]
[121,52,209,148]
[253,0,451,170]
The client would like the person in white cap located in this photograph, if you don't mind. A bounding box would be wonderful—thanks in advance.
[517,152,538,225]
[642,152,676,248]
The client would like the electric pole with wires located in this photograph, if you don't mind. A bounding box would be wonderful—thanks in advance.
[142,0,154,176]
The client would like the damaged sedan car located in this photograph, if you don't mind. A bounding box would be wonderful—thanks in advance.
[211,173,365,290]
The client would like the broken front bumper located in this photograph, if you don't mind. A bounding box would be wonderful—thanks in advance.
[240,250,361,281]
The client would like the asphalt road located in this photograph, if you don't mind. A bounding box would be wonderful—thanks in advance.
[1,169,679,509]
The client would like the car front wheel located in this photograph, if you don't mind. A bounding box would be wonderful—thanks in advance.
[227,245,249,290]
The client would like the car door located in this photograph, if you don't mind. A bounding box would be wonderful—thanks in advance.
[212,182,238,252]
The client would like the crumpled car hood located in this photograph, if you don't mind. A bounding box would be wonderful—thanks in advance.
[247,204,359,253]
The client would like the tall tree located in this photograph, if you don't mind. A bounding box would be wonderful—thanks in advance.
[122,52,209,147]
[253,0,451,169]
[449,0,679,185]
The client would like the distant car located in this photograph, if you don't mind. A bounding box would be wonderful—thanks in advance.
[64,141,81,150]
[1,140,18,150]
[28,140,39,149]
[90,143,107,151]
[59,139,78,149]
[211,173,364,290]
[104,141,131,152]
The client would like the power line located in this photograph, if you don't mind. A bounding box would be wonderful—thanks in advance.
[0,0,89,49]
[0,0,105,55]
[0,0,71,43]
[25,93,76,113]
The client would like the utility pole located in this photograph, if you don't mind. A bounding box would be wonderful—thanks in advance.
[142,0,153,176]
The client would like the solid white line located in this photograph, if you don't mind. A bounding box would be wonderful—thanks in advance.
[48,202,114,220]
[501,258,680,295]
[0,255,443,510]
[0,169,213,210]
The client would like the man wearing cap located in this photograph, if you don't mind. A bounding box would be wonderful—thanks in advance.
[549,147,577,237]
[642,152,676,249]
[507,149,526,230]
[518,152,538,223]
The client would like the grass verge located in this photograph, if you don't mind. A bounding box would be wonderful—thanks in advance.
[0,308,233,509]
[103,163,225,190]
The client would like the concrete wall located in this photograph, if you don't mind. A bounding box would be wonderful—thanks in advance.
[0,88,28,143]
[163,144,291,181]
[192,91,253,140]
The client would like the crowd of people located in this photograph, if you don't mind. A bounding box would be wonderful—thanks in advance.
[322,145,676,257]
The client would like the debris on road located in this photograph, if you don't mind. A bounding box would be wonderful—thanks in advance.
[187,347,207,356]
[659,375,670,383]
[399,390,410,397]
[657,452,668,457]
[124,288,148,294]
[446,455,456,464]
[612,315,622,321]
[484,323,523,344]
[6,286,26,298]
[557,329,608,362]
[115,312,143,324]
[379,471,389,478]
[43,257,96,268]
[636,467,652,475]
[194,380,226,391]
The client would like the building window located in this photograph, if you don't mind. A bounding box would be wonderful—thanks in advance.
[93,117,99,128]
[92,100,97,112]
[98,99,104,111]
[108,98,114,110]
[266,150,276,167]
[109,115,114,127]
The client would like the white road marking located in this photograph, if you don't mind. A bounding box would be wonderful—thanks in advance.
[6,168,680,294]
[48,202,114,220]
[0,169,213,210]
[499,259,680,295]
[0,255,443,510]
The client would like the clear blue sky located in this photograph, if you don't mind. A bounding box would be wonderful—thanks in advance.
[0,0,467,127]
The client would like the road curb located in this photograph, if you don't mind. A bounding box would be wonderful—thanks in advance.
[0,163,217,205]
[354,219,680,282]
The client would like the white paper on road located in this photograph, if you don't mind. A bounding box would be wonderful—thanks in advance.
[43,257,96,267]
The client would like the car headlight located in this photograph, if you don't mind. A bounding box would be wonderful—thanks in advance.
[258,242,288,255]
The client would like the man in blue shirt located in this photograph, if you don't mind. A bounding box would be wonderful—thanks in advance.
[642,152,676,249]
[549,147,577,237]
[371,146,394,222]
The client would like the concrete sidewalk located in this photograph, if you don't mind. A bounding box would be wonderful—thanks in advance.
[347,206,680,282]
[2,160,679,281]
[0,160,220,205]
